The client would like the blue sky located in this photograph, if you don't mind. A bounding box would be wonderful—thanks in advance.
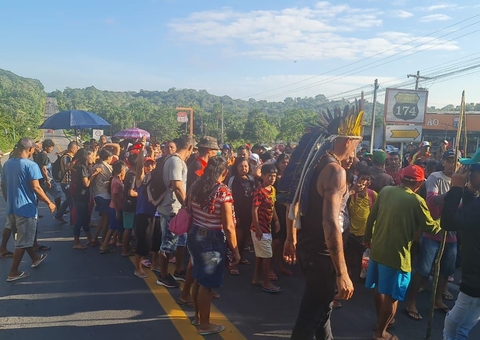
[1,0,479,108]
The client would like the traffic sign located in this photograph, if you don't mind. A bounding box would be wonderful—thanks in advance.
[92,129,104,140]
[386,125,422,142]
[384,88,428,124]
[177,111,188,123]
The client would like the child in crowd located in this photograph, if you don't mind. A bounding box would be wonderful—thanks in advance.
[100,161,127,254]
[347,171,377,281]
[251,164,281,293]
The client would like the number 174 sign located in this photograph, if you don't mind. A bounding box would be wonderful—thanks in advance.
[384,88,428,124]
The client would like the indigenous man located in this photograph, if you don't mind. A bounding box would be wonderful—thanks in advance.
[284,105,364,340]
[364,165,442,340]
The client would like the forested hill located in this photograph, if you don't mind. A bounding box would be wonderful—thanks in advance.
[48,86,384,145]
[0,69,44,150]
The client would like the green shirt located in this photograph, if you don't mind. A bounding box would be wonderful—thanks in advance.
[364,185,441,273]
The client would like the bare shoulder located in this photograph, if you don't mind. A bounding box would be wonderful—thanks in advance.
[318,162,346,194]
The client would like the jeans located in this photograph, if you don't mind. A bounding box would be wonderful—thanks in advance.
[73,200,90,237]
[56,184,73,220]
[291,250,336,340]
[444,291,480,340]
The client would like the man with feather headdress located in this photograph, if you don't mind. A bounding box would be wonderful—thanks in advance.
[280,104,364,340]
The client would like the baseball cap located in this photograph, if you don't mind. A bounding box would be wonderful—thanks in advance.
[16,137,36,149]
[442,150,459,160]
[222,144,231,150]
[144,157,155,165]
[460,147,480,165]
[372,150,387,164]
[249,153,261,165]
[400,165,425,182]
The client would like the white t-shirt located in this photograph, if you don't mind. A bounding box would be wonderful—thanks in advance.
[426,171,451,195]
[157,154,187,216]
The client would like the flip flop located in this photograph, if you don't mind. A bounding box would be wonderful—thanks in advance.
[229,268,240,275]
[141,259,152,268]
[134,271,147,279]
[405,309,422,321]
[442,292,454,301]
[6,271,30,282]
[177,299,194,308]
[191,319,200,326]
[31,253,47,268]
[198,324,225,336]
[240,259,250,265]
[34,245,51,251]
[262,286,281,294]
[0,251,13,258]
[73,244,88,250]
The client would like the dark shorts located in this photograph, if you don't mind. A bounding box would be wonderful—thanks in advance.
[94,196,111,214]
[272,203,287,241]
[188,224,227,289]
[108,208,124,231]
[134,213,159,257]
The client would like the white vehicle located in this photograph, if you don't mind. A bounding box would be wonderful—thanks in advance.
[373,145,399,154]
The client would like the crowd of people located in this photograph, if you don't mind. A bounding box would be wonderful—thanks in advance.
[1,120,479,339]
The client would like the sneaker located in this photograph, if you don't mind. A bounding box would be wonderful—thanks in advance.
[173,270,186,282]
[156,274,179,288]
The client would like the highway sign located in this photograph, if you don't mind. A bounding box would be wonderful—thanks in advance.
[384,88,428,124]
[386,125,422,142]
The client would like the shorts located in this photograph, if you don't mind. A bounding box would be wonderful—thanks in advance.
[108,207,124,231]
[94,196,111,214]
[43,181,63,199]
[134,213,160,257]
[365,259,411,301]
[5,214,37,249]
[188,224,227,289]
[251,230,273,258]
[123,212,135,230]
[159,213,187,254]
[415,236,457,278]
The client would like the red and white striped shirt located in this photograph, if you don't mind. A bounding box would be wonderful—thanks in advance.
[191,183,235,230]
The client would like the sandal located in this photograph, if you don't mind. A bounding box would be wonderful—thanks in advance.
[442,292,454,301]
[6,271,30,282]
[0,251,13,258]
[198,324,225,336]
[229,267,240,275]
[73,244,88,250]
[405,309,422,321]
[262,285,281,293]
[134,271,147,279]
[31,253,47,268]
[141,259,152,268]
[177,299,194,308]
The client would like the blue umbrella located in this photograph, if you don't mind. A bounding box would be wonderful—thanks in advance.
[39,110,110,130]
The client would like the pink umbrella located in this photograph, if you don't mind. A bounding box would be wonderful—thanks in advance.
[114,127,150,139]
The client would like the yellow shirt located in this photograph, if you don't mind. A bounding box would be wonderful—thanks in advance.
[348,190,377,237]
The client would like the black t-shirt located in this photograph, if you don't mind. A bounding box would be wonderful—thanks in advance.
[123,171,137,213]
[187,158,204,191]
[230,176,255,229]
[73,164,90,202]
[34,152,49,184]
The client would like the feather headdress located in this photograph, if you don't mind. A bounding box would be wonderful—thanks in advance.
[277,100,364,228]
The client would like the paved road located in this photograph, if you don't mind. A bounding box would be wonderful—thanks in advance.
[0,130,479,339]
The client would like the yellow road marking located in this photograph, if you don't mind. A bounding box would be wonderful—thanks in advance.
[129,259,247,339]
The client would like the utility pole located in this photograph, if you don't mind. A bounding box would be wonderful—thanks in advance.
[221,102,224,145]
[407,70,430,90]
[369,79,379,153]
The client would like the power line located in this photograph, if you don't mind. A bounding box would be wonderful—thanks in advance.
[242,13,480,100]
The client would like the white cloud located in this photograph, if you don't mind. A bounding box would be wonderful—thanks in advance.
[420,14,451,23]
[391,10,414,19]
[169,3,458,61]
[424,4,457,11]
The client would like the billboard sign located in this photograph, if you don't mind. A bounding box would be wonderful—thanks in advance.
[384,88,428,124]
[177,111,188,123]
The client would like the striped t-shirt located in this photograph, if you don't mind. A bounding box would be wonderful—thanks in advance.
[191,183,235,230]
[251,186,276,234]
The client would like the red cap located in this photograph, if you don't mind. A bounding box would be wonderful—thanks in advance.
[144,157,155,165]
[400,165,424,182]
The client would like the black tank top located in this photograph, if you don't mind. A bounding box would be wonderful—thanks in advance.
[297,155,337,256]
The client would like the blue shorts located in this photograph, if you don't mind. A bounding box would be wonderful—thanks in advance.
[188,224,227,289]
[122,212,135,230]
[94,196,111,214]
[365,260,411,301]
[415,236,457,278]
[108,207,124,231]
[159,213,187,254]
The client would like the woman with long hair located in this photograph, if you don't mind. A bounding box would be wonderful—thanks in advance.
[188,156,240,336]
[72,149,101,249]
[227,156,255,275]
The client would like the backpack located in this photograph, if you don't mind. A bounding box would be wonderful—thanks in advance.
[52,155,66,182]
[146,154,180,207]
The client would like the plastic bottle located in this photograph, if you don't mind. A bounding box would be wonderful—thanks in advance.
[360,248,370,279]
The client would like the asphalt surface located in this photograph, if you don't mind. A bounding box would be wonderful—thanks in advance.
[0,130,479,339]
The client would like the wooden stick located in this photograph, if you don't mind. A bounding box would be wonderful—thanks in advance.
[425,91,465,339]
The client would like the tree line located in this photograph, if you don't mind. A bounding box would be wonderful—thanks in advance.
[1,67,478,151]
